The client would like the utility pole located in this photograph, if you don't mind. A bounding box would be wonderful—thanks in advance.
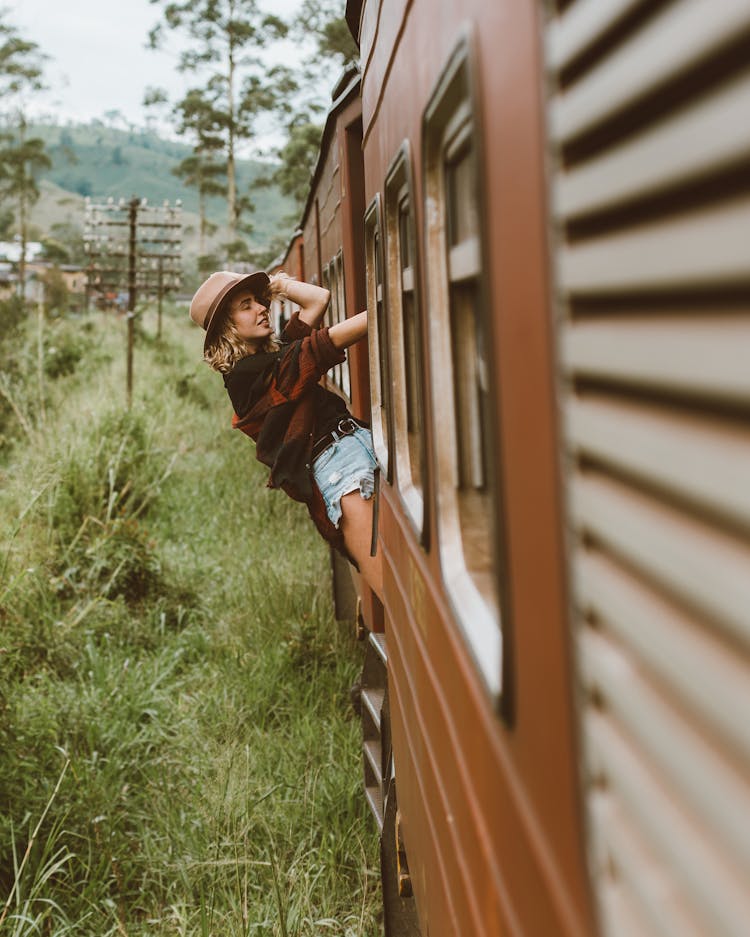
[127,197,138,408]
[84,196,182,407]
[157,255,164,339]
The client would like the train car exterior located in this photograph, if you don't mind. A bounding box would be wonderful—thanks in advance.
[543,2,750,934]
[340,0,750,936]
[347,1,593,934]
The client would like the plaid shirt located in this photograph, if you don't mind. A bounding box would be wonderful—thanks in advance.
[230,312,349,557]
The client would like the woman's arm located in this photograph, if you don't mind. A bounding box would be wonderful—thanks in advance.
[270,273,330,329]
[329,311,367,350]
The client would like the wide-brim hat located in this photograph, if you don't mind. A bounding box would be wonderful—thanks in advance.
[189,270,271,351]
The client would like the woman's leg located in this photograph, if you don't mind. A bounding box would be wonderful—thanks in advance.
[339,489,383,598]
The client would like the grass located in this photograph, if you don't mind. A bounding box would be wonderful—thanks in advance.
[0,302,380,935]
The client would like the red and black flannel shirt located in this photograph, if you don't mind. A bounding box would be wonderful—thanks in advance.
[229,312,350,558]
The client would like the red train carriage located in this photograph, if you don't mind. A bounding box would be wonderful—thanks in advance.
[275,0,750,933]
[347,1,592,934]
[348,0,750,934]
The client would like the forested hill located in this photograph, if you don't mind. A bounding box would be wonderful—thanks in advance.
[29,121,296,252]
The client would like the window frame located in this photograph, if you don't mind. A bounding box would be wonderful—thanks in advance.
[422,29,512,712]
[335,248,351,400]
[384,140,428,545]
[364,193,393,482]
[328,257,342,392]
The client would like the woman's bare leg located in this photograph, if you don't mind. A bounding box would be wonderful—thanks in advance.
[339,489,383,598]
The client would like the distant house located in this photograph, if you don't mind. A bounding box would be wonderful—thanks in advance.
[26,262,87,295]
[0,239,87,307]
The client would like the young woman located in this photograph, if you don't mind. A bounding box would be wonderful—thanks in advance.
[190,269,382,596]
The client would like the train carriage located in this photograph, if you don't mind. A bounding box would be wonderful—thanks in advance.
[274,1,750,933]
[347,1,592,934]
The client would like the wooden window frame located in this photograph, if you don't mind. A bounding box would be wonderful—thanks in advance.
[422,29,511,708]
[335,248,351,400]
[384,140,428,545]
[328,258,342,392]
[365,193,393,482]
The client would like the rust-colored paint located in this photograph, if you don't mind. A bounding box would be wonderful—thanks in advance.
[357,0,596,934]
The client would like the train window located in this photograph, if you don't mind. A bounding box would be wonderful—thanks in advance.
[335,249,351,399]
[328,259,343,391]
[422,33,508,702]
[385,142,426,541]
[364,194,392,481]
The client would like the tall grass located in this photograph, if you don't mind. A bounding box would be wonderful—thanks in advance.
[0,305,380,935]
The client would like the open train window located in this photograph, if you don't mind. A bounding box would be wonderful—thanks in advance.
[385,142,427,543]
[328,258,342,392]
[423,32,507,703]
[322,259,342,394]
[364,194,392,481]
[335,249,351,399]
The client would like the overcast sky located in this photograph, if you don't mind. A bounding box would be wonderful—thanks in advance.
[4,0,310,148]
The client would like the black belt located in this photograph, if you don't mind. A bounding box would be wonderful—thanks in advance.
[312,417,367,462]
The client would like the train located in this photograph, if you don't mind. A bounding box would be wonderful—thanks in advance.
[268,1,750,934]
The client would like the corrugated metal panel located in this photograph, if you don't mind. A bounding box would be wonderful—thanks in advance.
[550,0,750,145]
[559,197,750,293]
[544,1,750,934]
[562,316,750,402]
[556,68,750,218]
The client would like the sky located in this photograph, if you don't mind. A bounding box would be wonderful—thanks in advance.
[4,0,311,148]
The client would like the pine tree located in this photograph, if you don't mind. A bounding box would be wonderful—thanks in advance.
[262,1,358,216]
[294,0,358,71]
[148,0,287,256]
[172,87,227,258]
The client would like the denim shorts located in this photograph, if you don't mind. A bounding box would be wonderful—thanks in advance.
[311,425,377,528]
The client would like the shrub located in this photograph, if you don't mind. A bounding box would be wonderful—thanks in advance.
[51,409,159,544]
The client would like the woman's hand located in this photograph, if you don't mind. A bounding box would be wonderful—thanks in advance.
[269,272,330,329]
[267,272,292,301]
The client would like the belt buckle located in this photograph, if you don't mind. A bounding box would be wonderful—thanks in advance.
[337,417,357,436]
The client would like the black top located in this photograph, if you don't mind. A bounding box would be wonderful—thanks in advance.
[224,346,349,440]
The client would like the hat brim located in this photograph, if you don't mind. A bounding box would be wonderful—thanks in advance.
[203,270,270,352]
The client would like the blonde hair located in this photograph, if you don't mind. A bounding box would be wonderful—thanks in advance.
[203,272,290,373]
[204,311,281,374]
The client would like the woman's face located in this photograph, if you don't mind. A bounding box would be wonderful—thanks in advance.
[230,291,272,348]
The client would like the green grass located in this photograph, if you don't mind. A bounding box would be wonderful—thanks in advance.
[0,304,380,935]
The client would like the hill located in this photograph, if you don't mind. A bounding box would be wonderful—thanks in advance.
[26,122,298,273]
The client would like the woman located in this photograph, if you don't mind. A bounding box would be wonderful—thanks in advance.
[190,269,382,596]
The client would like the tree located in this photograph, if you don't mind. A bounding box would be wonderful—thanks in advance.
[0,20,46,95]
[263,2,356,216]
[171,87,227,256]
[148,0,287,255]
[0,17,48,297]
[0,206,13,238]
[0,116,50,294]
[293,0,358,71]
[263,119,323,213]
[40,264,69,314]
[49,222,87,265]
[40,236,70,264]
